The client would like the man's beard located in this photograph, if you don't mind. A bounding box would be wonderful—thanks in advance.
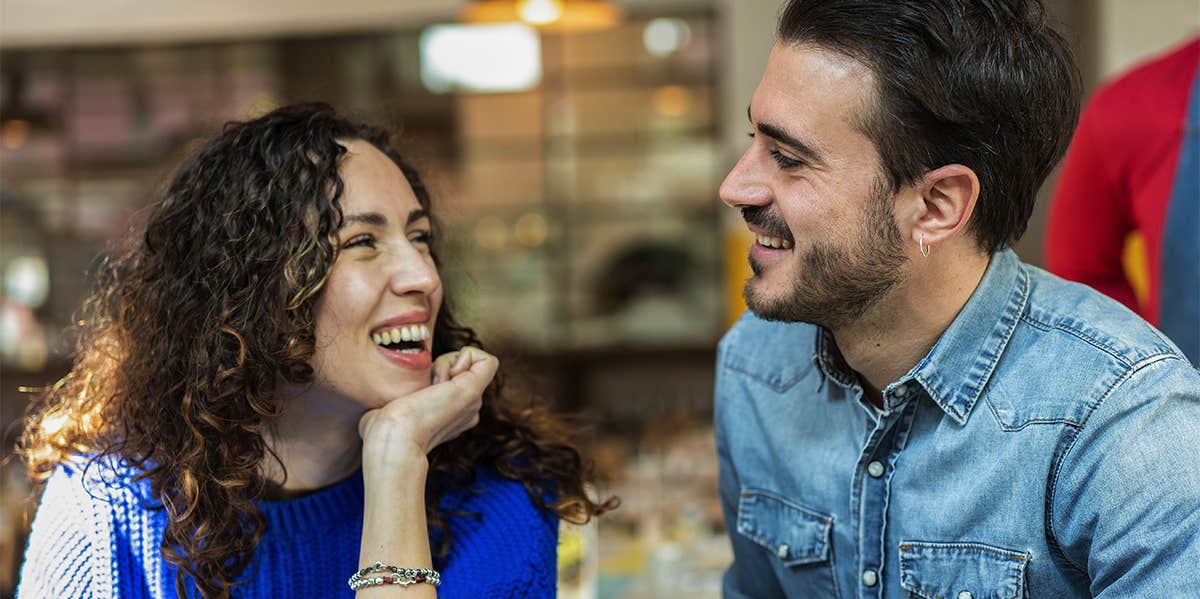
[743,179,907,329]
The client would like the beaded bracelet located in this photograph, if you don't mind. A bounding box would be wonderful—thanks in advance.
[347,561,441,591]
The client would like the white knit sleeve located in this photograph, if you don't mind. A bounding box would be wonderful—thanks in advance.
[18,464,117,599]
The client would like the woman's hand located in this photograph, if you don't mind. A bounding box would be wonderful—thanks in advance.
[358,347,498,473]
[355,348,495,597]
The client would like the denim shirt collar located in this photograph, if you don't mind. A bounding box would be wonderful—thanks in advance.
[813,249,1029,423]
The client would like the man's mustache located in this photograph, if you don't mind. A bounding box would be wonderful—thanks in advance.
[741,206,794,242]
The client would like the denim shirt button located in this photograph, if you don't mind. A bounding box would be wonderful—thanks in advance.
[867,461,885,478]
[862,569,878,586]
[893,382,909,397]
[957,592,974,599]
[776,544,789,559]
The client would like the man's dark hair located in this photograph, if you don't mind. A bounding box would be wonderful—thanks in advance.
[778,0,1082,254]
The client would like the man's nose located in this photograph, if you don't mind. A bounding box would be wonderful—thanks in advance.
[719,148,772,209]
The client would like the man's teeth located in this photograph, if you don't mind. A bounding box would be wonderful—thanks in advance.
[371,324,431,347]
[756,234,793,249]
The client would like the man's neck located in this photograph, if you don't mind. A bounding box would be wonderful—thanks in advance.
[261,387,364,497]
[831,251,990,408]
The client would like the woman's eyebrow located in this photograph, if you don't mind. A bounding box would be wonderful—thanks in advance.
[406,208,429,226]
[340,212,387,229]
[339,208,427,229]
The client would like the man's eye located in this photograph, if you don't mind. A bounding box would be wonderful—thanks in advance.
[769,149,804,169]
[342,234,376,249]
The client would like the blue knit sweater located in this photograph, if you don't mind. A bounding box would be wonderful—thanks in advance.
[18,459,558,598]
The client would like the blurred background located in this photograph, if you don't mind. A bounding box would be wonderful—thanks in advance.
[0,0,1196,596]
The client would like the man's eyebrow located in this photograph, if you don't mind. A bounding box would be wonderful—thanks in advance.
[747,106,827,167]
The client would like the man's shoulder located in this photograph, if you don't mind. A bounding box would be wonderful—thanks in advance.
[982,264,1196,430]
[717,311,819,394]
[1019,264,1184,367]
[720,310,818,350]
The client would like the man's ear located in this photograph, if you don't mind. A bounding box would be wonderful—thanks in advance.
[907,164,979,248]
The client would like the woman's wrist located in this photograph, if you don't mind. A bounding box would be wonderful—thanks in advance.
[361,420,429,467]
[358,449,436,593]
[362,447,429,494]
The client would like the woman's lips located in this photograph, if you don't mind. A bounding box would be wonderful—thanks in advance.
[374,344,432,370]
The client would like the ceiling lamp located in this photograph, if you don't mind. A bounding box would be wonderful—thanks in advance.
[462,0,621,31]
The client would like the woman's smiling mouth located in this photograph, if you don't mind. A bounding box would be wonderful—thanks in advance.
[370,323,432,369]
[371,324,430,350]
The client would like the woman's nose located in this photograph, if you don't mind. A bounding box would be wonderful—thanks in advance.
[387,248,440,297]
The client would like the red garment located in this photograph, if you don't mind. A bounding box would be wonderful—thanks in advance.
[1045,38,1200,325]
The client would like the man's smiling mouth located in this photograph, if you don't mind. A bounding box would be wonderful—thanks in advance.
[741,206,795,250]
[755,233,793,249]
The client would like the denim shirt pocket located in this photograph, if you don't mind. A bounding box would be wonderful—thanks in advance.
[899,541,1032,599]
[736,488,832,567]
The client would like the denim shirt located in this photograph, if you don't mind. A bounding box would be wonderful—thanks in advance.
[715,249,1200,598]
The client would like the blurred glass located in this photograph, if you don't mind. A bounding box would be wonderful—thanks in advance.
[420,23,542,94]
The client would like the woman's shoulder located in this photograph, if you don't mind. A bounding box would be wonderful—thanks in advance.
[437,467,559,598]
[20,456,161,597]
[443,466,556,525]
[439,465,558,550]
[32,455,165,549]
[42,454,159,510]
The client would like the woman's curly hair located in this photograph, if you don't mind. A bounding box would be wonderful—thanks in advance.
[19,102,616,598]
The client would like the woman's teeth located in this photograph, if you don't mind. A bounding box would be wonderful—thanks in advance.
[756,234,793,249]
[372,324,430,347]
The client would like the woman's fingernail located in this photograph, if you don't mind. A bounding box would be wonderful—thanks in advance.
[432,374,441,384]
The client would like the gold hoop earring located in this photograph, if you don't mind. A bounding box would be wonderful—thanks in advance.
[919,235,931,257]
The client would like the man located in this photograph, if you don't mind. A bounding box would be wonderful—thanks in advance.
[714,1,1200,598]
[1045,38,1199,366]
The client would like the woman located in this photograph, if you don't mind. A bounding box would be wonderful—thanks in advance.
[18,103,614,598]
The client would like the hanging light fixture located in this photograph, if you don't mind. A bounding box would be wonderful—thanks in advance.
[462,0,621,31]
[518,0,564,25]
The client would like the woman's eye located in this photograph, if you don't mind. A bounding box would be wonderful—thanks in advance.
[769,148,804,170]
[410,231,434,246]
[342,234,376,250]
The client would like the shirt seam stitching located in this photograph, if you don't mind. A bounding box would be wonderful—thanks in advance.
[1019,313,1146,368]
[919,259,1029,423]
[983,395,1086,430]
[897,542,1031,561]
[734,494,830,562]
[1045,355,1160,575]
[961,265,1029,418]
[721,360,805,392]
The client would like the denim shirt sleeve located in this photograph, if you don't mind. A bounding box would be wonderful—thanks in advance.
[715,341,787,599]
[1050,355,1200,596]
